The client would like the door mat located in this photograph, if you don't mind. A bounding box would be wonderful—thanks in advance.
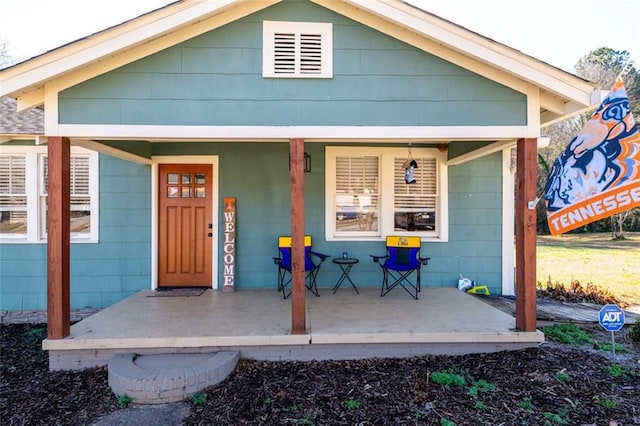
[147,288,207,297]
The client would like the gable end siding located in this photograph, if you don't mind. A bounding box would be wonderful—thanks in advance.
[58,1,526,127]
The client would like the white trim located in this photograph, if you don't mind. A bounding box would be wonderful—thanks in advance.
[446,141,515,166]
[1,0,599,123]
[1,1,279,99]
[71,139,152,165]
[52,124,537,141]
[0,145,99,244]
[263,20,333,78]
[150,155,220,290]
[501,148,515,296]
[325,146,448,242]
[313,0,599,105]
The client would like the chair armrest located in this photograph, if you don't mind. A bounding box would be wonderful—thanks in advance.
[419,257,431,265]
[310,251,330,262]
[370,254,388,263]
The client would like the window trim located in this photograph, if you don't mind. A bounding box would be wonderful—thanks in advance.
[325,146,448,242]
[0,145,99,244]
[262,20,333,78]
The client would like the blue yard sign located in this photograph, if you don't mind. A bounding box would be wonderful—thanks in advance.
[598,304,625,355]
[599,304,625,332]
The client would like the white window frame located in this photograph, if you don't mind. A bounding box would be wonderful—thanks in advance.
[325,146,448,242]
[0,145,99,243]
[263,20,333,78]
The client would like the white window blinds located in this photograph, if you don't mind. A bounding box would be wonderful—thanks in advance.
[0,155,27,234]
[394,157,438,211]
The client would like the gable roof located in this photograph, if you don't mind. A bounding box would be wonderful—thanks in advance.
[0,0,601,125]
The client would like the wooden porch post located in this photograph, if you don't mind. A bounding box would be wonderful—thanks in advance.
[47,137,71,339]
[290,138,306,334]
[515,138,537,332]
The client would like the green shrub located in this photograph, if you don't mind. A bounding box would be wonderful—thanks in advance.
[541,324,592,345]
[430,370,465,387]
[629,317,640,343]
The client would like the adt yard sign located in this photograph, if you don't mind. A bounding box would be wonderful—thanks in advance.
[599,304,625,332]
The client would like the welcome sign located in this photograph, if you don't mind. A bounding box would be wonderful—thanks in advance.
[222,197,236,292]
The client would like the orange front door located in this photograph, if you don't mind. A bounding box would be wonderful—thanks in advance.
[158,164,212,287]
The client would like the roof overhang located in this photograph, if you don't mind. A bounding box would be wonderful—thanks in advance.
[0,0,600,127]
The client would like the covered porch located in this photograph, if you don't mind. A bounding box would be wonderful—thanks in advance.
[44,288,543,370]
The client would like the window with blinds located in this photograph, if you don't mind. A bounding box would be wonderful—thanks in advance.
[335,156,379,233]
[393,157,438,232]
[0,155,27,235]
[326,147,447,240]
[0,146,98,243]
[42,155,92,235]
[263,21,332,78]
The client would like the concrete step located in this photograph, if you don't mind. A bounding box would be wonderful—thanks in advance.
[108,351,239,404]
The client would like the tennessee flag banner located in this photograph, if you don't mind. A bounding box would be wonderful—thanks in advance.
[544,79,640,236]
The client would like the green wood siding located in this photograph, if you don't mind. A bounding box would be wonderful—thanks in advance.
[59,1,526,127]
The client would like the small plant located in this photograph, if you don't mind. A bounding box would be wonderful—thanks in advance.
[596,397,617,409]
[24,327,47,342]
[190,392,206,406]
[596,341,628,353]
[430,370,466,387]
[264,397,274,406]
[519,397,536,411]
[474,400,485,410]
[467,379,495,396]
[604,364,636,377]
[554,371,572,383]
[117,394,133,407]
[344,398,361,410]
[440,418,456,426]
[629,317,640,342]
[285,403,302,412]
[541,324,592,346]
[542,411,567,425]
[296,415,315,425]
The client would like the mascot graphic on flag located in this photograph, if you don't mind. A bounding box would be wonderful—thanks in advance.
[544,79,640,235]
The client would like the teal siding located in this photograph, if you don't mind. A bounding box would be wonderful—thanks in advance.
[59,1,526,126]
[0,155,151,310]
[151,143,503,294]
[0,143,504,310]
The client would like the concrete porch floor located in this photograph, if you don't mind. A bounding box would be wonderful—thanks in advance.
[43,288,544,370]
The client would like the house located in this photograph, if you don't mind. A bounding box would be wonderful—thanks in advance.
[1,0,601,340]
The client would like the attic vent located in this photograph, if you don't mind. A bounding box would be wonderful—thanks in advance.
[263,21,332,78]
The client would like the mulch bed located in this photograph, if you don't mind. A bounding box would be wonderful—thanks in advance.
[1,323,639,425]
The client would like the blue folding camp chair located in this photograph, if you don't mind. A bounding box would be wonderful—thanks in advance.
[370,236,430,299]
[273,235,330,299]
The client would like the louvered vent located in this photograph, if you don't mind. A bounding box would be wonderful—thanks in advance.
[264,21,332,78]
[299,33,322,74]
[274,32,296,74]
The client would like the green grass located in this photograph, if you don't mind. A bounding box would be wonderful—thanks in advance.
[537,232,640,305]
[541,324,593,346]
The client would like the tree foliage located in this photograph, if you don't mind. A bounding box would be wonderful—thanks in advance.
[0,40,14,69]
[538,47,640,235]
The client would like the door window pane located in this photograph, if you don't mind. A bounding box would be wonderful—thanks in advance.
[168,173,178,184]
[167,187,179,198]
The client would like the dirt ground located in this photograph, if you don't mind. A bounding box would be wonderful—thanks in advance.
[1,321,639,426]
